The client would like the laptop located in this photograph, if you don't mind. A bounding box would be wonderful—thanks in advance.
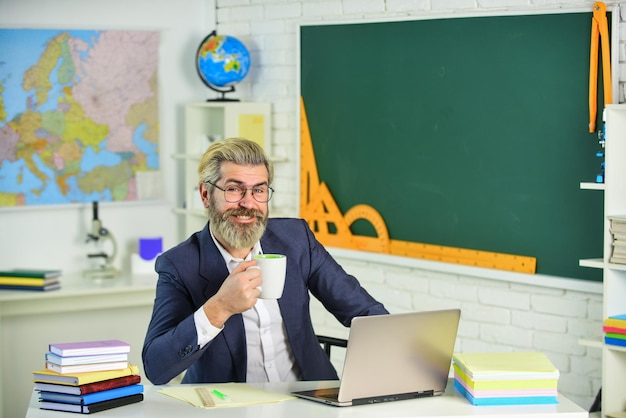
[292,308,461,407]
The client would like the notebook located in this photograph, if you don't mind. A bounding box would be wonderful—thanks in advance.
[292,308,461,407]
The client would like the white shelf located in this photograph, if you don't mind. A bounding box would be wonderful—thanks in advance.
[606,343,626,353]
[580,182,605,190]
[599,104,626,414]
[175,102,275,241]
[579,258,604,269]
[578,338,603,349]
[607,262,626,271]
[576,338,626,355]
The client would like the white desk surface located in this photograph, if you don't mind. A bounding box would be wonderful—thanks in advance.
[25,380,589,418]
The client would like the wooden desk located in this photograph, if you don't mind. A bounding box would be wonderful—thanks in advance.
[0,275,156,418]
[24,381,589,418]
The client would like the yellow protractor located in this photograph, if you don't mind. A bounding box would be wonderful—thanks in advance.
[343,204,390,253]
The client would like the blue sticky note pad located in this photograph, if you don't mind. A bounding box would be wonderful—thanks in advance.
[139,237,162,260]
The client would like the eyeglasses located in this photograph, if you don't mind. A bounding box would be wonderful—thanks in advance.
[207,180,274,203]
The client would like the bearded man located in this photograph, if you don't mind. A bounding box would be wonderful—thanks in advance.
[142,137,387,385]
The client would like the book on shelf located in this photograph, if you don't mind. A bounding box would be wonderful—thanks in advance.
[605,332,626,341]
[604,336,626,347]
[612,236,626,245]
[604,314,626,328]
[0,276,60,286]
[0,268,61,278]
[39,383,144,405]
[611,250,626,260]
[46,352,128,366]
[0,282,61,291]
[609,216,626,234]
[603,325,626,335]
[39,393,143,414]
[34,374,141,395]
[49,339,131,357]
[611,230,626,240]
[46,360,129,374]
[33,364,140,385]
[608,215,626,223]
[609,255,626,265]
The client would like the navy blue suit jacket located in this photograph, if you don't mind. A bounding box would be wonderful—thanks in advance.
[142,218,387,385]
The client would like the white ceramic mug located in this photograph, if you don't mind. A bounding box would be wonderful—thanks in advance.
[252,254,287,299]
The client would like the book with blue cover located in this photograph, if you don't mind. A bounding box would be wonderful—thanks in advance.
[605,336,626,347]
[39,383,143,405]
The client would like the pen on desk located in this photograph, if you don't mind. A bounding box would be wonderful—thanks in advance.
[212,389,230,400]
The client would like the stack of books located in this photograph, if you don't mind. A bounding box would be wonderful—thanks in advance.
[0,268,62,291]
[32,339,143,414]
[603,314,626,347]
[609,215,626,264]
[452,352,560,406]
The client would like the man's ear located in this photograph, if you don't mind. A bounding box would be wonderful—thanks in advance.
[199,182,210,208]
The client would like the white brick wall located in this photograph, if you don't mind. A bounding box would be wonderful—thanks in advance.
[214,0,618,409]
[325,251,604,408]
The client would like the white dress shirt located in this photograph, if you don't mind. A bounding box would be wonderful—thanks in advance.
[192,231,300,382]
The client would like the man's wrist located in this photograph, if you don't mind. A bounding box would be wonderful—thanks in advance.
[203,297,230,328]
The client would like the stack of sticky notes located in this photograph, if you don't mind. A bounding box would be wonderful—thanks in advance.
[452,352,559,406]
[603,314,626,347]
[32,340,143,414]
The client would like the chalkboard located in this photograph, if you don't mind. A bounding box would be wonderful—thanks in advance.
[300,11,606,281]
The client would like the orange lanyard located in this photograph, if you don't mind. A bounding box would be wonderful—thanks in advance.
[589,1,612,133]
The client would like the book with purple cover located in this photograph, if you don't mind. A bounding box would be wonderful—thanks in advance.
[34,374,141,395]
[49,340,130,357]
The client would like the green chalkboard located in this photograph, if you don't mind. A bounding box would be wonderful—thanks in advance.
[300,11,605,281]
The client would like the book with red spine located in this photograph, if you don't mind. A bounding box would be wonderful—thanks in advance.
[34,374,141,395]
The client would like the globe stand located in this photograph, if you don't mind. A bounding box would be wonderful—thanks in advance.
[206,84,240,102]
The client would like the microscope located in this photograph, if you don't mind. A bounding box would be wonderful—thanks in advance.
[84,201,119,279]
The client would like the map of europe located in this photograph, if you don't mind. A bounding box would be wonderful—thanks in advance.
[0,29,160,207]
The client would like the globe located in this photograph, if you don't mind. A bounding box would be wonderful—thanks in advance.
[196,31,251,101]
